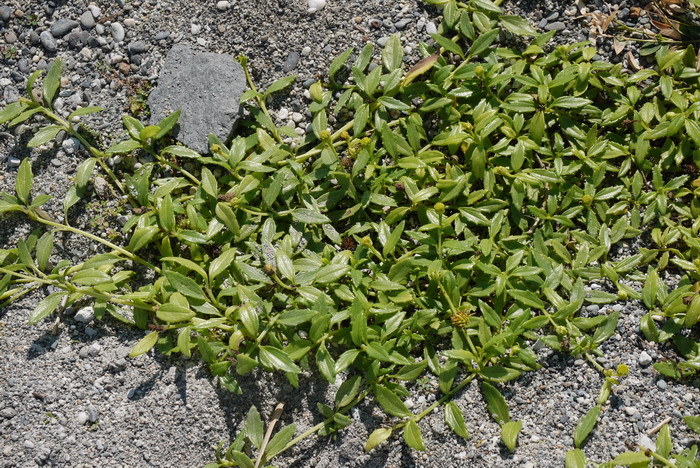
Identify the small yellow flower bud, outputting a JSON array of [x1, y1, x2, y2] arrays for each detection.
[[474, 65, 484, 76], [360, 236, 373, 247], [434, 202, 445, 214], [340, 130, 350, 140], [451, 310, 470, 330], [616, 363, 629, 376], [319, 130, 331, 141], [581, 194, 593, 205]]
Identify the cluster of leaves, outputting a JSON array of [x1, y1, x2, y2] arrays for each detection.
[[0, 0, 699, 465]]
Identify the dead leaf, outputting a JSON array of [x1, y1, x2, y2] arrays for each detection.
[[630, 6, 642, 18], [659, 27, 682, 40], [626, 51, 642, 71], [613, 38, 626, 55]]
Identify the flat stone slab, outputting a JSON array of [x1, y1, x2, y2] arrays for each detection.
[[148, 44, 246, 153]]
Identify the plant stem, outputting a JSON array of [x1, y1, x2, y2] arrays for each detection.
[[28, 212, 160, 274]]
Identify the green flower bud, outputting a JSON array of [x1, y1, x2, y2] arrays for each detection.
[[434, 202, 445, 214], [319, 129, 331, 141], [581, 194, 593, 205], [474, 65, 484, 76]]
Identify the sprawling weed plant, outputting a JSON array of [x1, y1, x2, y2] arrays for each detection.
[[0, 0, 699, 466]]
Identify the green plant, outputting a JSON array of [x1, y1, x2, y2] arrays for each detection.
[[0, 0, 699, 466], [1, 45, 18, 61]]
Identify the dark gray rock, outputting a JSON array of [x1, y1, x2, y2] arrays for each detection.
[[50, 18, 78, 37], [39, 31, 57, 52], [148, 44, 246, 153], [283, 51, 300, 72], [0, 6, 11, 22]]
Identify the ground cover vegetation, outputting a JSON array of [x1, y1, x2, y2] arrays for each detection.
[[0, 0, 699, 466]]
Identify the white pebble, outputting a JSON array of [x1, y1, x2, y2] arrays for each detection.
[[426, 21, 437, 35], [638, 351, 652, 366], [301, 46, 311, 56], [191, 24, 201, 35], [216, 1, 230, 10], [291, 112, 304, 122], [88, 4, 101, 18], [277, 108, 289, 121], [308, 0, 326, 13], [123, 18, 136, 27]]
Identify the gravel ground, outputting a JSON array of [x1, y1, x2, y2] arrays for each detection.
[[1, 0, 699, 467]]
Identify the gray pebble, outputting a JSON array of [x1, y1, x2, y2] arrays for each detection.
[[425, 21, 437, 35], [395, 18, 411, 30], [5, 31, 16, 43], [586, 304, 599, 313], [126, 388, 136, 399], [0, 408, 17, 419], [88, 5, 101, 19], [301, 46, 311, 56], [638, 351, 652, 366], [216, 0, 230, 10], [0, 6, 12, 22], [111, 22, 125, 42], [88, 344, 102, 356], [87, 406, 99, 422], [377, 36, 389, 47], [538, 19, 548, 29], [656, 379, 667, 390], [155, 31, 170, 41], [624, 406, 638, 417], [76, 411, 89, 424], [611, 304, 624, 312], [50, 18, 79, 37], [128, 40, 147, 54], [23, 440, 35, 449], [74, 305, 94, 323], [84, 326, 97, 337], [283, 51, 300, 72], [546, 12, 559, 21], [40, 31, 58, 52], [80, 11, 95, 29], [545, 21, 566, 31], [95, 23, 105, 35]]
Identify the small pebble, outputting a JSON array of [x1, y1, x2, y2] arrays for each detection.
[[80, 10, 95, 29], [76, 412, 89, 424], [50, 18, 79, 37], [425, 21, 437, 35], [39, 31, 58, 52], [191, 24, 201, 35], [88, 5, 101, 18], [656, 379, 667, 390], [111, 22, 125, 41], [124, 18, 136, 27], [23, 440, 35, 449], [624, 406, 638, 417], [638, 351, 652, 366], [87, 406, 99, 422], [216, 0, 230, 10], [308, 0, 326, 13], [545, 21, 566, 31], [0, 6, 12, 22], [301, 46, 311, 56]]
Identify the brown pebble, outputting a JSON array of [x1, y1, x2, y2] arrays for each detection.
[[14, 9, 23, 18], [117, 62, 130, 75], [217, 24, 226, 33]]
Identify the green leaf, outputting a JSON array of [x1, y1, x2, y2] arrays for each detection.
[[157, 303, 195, 323], [208, 248, 237, 283], [364, 428, 393, 452], [609, 452, 651, 465], [382, 34, 404, 71], [480, 366, 521, 382], [162, 145, 201, 159], [565, 449, 587, 468], [501, 420, 522, 451], [656, 423, 671, 458], [316, 343, 336, 383], [329, 47, 354, 83], [43, 58, 62, 106], [574, 405, 601, 448], [444, 401, 469, 440], [266, 75, 296, 97], [403, 420, 426, 451], [374, 384, 411, 417], [431, 33, 464, 58], [15, 157, 32, 205], [158, 194, 175, 232], [68, 106, 104, 121], [683, 415, 700, 434], [393, 360, 428, 380], [154, 110, 181, 140], [71, 269, 112, 285], [127, 226, 159, 252], [28, 291, 66, 325], [467, 28, 500, 60], [259, 346, 301, 373], [245, 406, 264, 450], [265, 423, 296, 459], [291, 208, 330, 224], [0, 102, 28, 125], [129, 331, 159, 357], [177, 327, 191, 358], [106, 139, 142, 154], [35, 231, 53, 272], [481, 381, 509, 425], [551, 97, 592, 109], [76, 158, 96, 191], [499, 15, 536, 35], [335, 375, 362, 408], [28, 126, 62, 148], [164, 270, 206, 300]]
